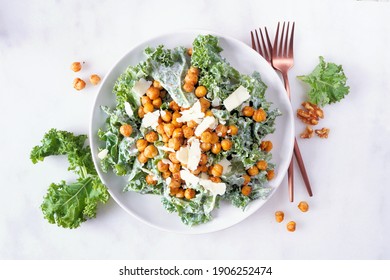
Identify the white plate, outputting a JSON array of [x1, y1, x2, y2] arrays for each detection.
[[90, 30, 294, 234]]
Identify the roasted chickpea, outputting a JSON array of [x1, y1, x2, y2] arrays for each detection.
[[146, 86, 160, 100], [143, 102, 154, 114], [187, 120, 198, 128], [187, 48, 193, 56], [199, 97, 211, 112], [215, 124, 227, 137], [199, 165, 208, 172], [195, 86, 207, 98], [144, 145, 158, 158], [266, 170, 275, 180], [73, 78, 86, 90], [170, 179, 181, 188], [243, 174, 251, 185], [145, 131, 158, 143], [171, 111, 183, 128], [188, 66, 199, 76], [182, 126, 194, 139], [153, 80, 163, 90], [253, 108, 267, 122], [210, 133, 219, 145], [168, 138, 181, 151], [211, 143, 222, 154], [228, 125, 238, 135], [169, 101, 180, 111], [172, 172, 181, 181], [172, 128, 184, 138], [141, 95, 152, 106], [183, 82, 194, 92], [157, 160, 169, 172], [152, 97, 162, 108], [242, 106, 255, 117], [201, 131, 212, 143], [168, 152, 180, 164], [146, 174, 157, 185], [175, 188, 185, 198], [247, 166, 259, 176], [137, 152, 148, 164], [184, 188, 196, 200], [210, 164, 223, 177], [164, 123, 175, 138], [256, 160, 268, 170], [241, 186, 252, 196], [89, 74, 101, 85], [161, 133, 169, 143], [275, 211, 284, 223], [170, 186, 180, 196], [161, 170, 171, 179], [191, 166, 202, 175], [287, 221, 296, 232], [199, 154, 208, 165], [71, 62, 82, 72], [185, 73, 198, 85], [221, 139, 232, 151], [156, 123, 165, 135], [260, 140, 273, 152], [138, 106, 145, 118], [298, 201, 309, 212], [169, 163, 181, 173], [120, 124, 133, 137], [200, 142, 212, 152], [136, 139, 148, 152], [209, 176, 222, 183], [161, 111, 172, 123], [205, 110, 213, 117]]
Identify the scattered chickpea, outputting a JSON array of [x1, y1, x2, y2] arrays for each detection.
[[201, 131, 212, 143], [256, 160, 268, 170], [161, 111, 172, 123], [146, 86, 160, 100], [247, 166, 259, 176], [184, 188, 196, 200], [168, 152, 180, 164], [169, 101, 180, 111], [119, 124, 133, 137], [143, 102, 154, 114], [266, 170, 275, 180], [144, 145, 158, 159], [195, 86, 207, 98], [157, 160, 169, 172], [210, 133, 219, 145], [211, 143, 222, 154], [228, 125, 238, 136], [137, 152, 148, 164], [161, 134, 169, 143], [138, 106, 145, 118], [183, 82, 195, 92], [187, 120, 198, 128], [199, 98, 211, 112], [275, 211, 284, 223], [199, 154, 208, 165], [145, 174, 157, 185], [210, 164, 224, 177], [242, 106, 255, 117], [169, 163, 181, 173], [175, 188, 185, 198], [221, 139, 232, 151], [161, 171, 171, 179], [141, 96, 152, 106], [215, 124, 227, 137], [168, 138, 181, 151], [170, 179, 181, 189], [199, 165, 208, 172], [152, 97, 162, 108], [187, 48, 193, 56], [240, 175, 249, 186], [182, 126, 194, 139], [164, 123, 175, 138], [185, 73, 198, 85], [191, 166, 202, 175], [156, 124, 165, 135], [286, 221, 296, 232], [200, 142, 212, 152], [253, 108, 267, 122], [260, 141, 273, 152], [89, 74, 101, 85], [71, 62, 82, 72], [136, 139, 148, 152], [209, 176, 222, 183], [172, 172, 181, 181], [144, 131, 158, 143], [171, 111, 183, 128], [188, 66, 199, 76], [169, 185, 180, 196], [298, 201, 309, 212], [241, 185, 252, 196], [73, 78, 86, 90], [153, 80, 163, 90], [172, 128, 184, 138]]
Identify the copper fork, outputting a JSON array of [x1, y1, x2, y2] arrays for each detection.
[[272, 22, 313, 201]]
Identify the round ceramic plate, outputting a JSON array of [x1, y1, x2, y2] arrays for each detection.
[[90, 30, 294, 234]]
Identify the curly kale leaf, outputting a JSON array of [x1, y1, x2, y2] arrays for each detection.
[[31, 129, 109, 229], [297, 56, 350, 106]]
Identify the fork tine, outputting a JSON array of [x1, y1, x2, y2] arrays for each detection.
[[283, 22, 290, 58], [264, 27, 272, 60], [279, 22, 286, 57], [288, 22, 295, 58], [254, 30, 264, 58], [250, 31, 256, 50], [273, 22, 280, 58], [259, 28, 269, 62]]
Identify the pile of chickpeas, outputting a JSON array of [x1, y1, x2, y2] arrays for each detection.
[[118, 60, 275, 200]]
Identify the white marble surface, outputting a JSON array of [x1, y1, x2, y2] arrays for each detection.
[[1, 0, 389, 260]]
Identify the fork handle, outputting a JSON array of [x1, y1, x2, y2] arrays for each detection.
[[294, 138, 313, 197]]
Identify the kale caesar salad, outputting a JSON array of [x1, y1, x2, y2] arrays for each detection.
[[97, 34, 280, 226]]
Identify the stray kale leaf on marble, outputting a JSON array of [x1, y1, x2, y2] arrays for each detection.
[[297, 56, 350, 106], [31, 129, 109, 229]]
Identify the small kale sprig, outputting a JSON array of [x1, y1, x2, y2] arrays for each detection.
[[31, 129, 109, 229], [297, 56, 350, 106]]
